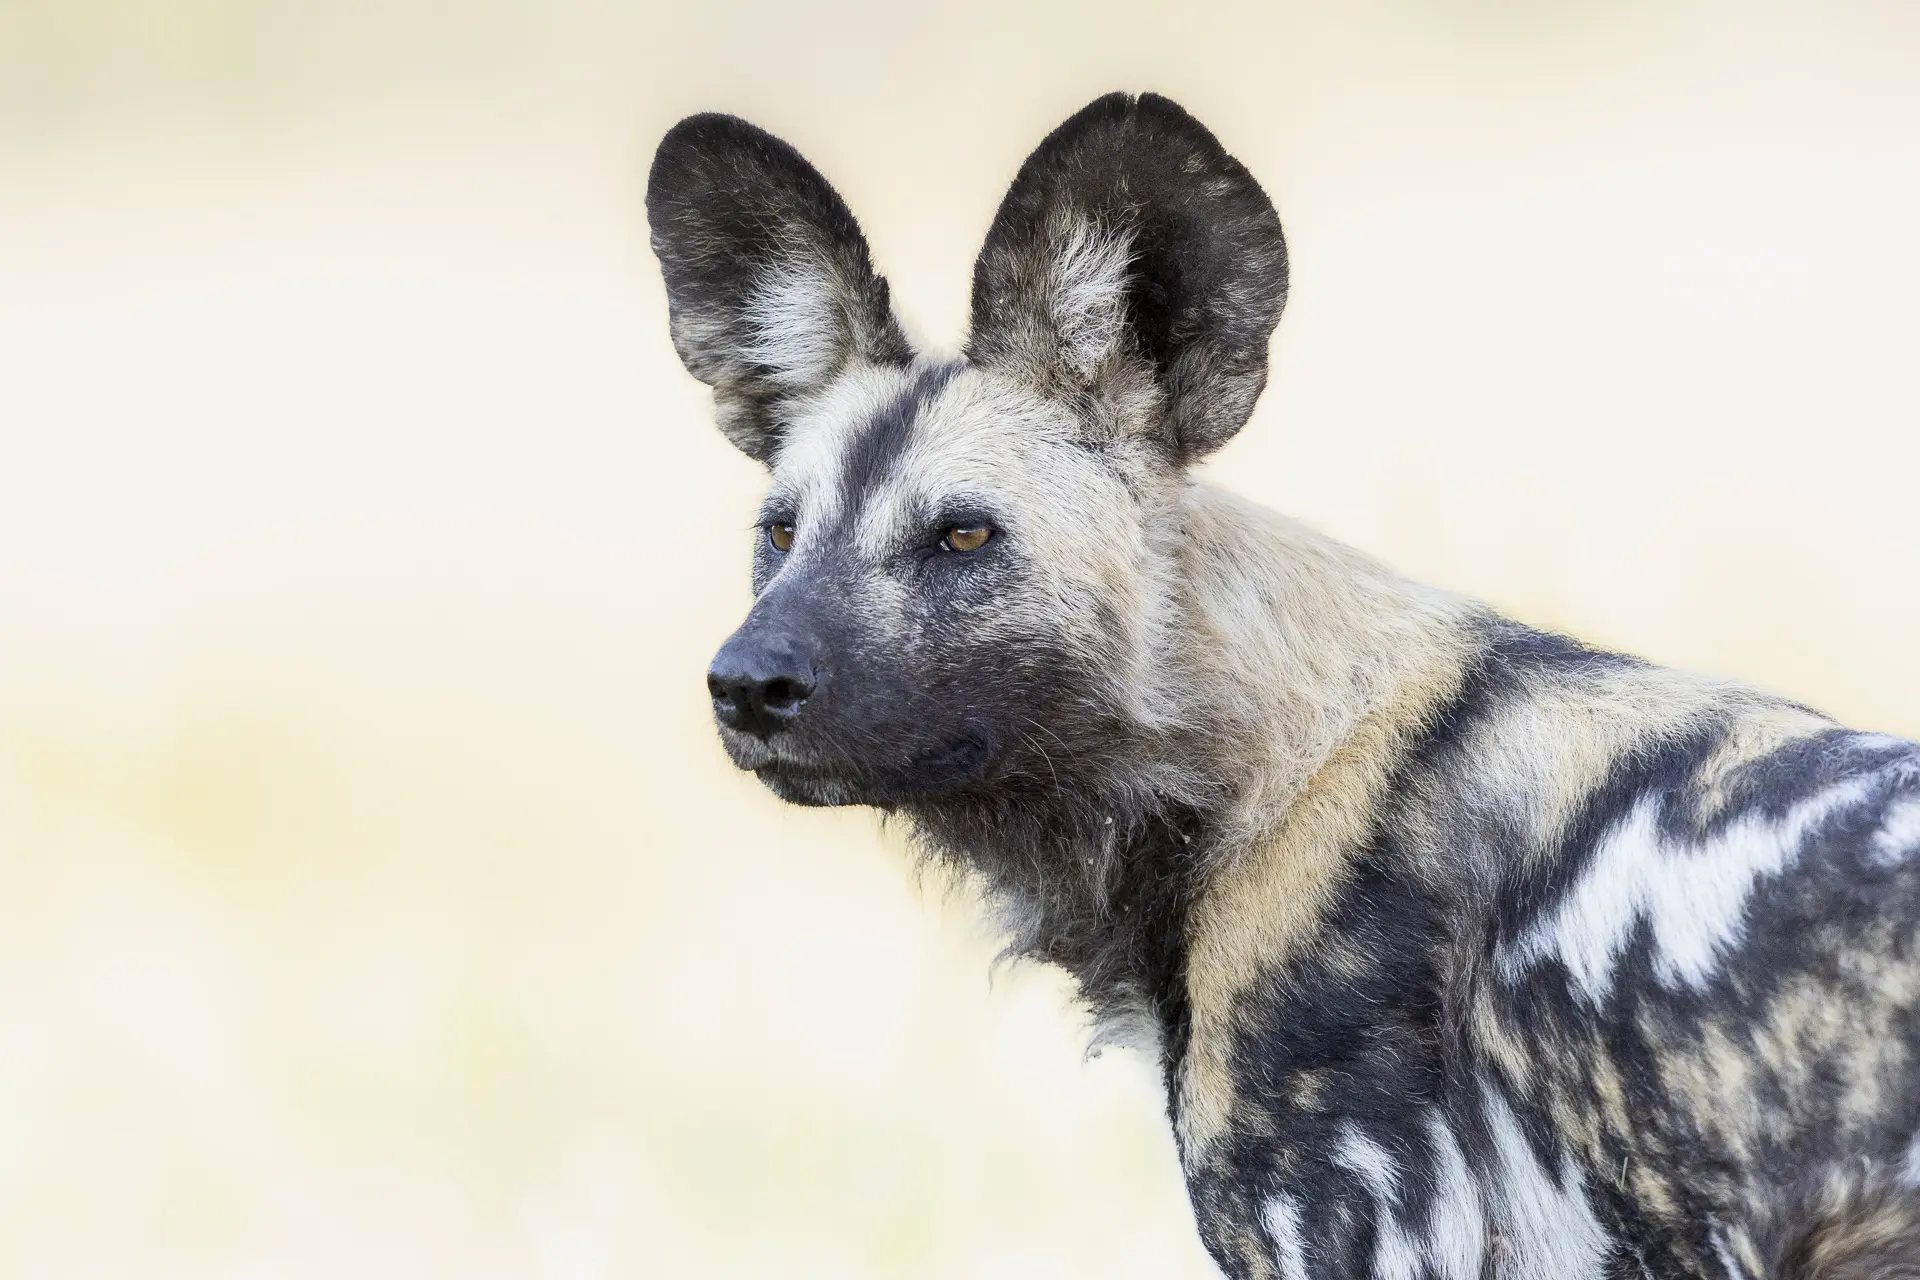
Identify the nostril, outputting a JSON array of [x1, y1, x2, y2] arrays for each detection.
[[707, 634, 819, 736], [761, 677, 812, 712]]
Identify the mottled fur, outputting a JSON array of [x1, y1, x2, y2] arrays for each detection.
[[648, 93, 1920, 1278]]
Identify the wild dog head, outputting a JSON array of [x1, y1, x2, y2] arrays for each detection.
[[647, 93, 1287, 814]]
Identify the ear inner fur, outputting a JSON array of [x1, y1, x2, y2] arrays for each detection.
[[646, 112, 913, 462], [966, 92, 1288, 462]]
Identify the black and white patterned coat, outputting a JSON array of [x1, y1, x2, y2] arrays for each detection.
[[646, 92, 1920, 1278]]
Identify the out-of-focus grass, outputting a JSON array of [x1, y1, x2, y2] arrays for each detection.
[[1, 1, 1917, 1275]]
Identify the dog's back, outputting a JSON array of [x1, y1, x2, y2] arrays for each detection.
[[1476, 630, 1920, 1280], [1139, 506, 1920, 1278]]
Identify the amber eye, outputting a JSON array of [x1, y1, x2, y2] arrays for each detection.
[[767, 522, 795, 553], [940, 524, 992, 553]]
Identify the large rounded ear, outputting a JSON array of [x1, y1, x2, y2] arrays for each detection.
[[966, 93, 1288, 462], [647, 114, 914, 462]]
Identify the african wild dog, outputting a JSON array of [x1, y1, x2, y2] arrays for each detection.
[[645, 92, 1920, 1278]]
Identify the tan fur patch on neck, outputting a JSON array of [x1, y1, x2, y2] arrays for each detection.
[[1170, 488, 1481, 1160]]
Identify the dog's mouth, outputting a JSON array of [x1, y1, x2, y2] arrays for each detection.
[[725, 730, 997, 807]]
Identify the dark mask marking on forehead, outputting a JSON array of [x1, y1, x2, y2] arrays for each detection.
[[833, 360, 964, 507]]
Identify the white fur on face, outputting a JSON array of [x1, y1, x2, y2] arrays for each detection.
[[863, 370, 1139, 532], [1496, 772, 1879, 1004], [848, 366, 1179, 688], [766, 361, 925, 534], [759, 360, 1184, 757]]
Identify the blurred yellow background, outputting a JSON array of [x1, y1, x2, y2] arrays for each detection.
[[2, 1, 1917, 1275]]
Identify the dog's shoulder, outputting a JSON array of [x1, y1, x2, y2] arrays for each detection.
[[1178, 616, 1920, 1277]]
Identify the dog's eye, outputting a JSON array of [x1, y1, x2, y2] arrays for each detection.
[[940, 524, 992, 553], [767, 522, 795, 553]]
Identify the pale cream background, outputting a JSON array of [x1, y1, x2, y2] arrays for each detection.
[[2, 1, 1917, 1276]]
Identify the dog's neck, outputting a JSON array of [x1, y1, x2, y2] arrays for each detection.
[[900, 482, 1483, 1070], [1167, 483, 1481, 843]]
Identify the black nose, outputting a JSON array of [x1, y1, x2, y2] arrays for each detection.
[[707, 632, 818, 738]]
